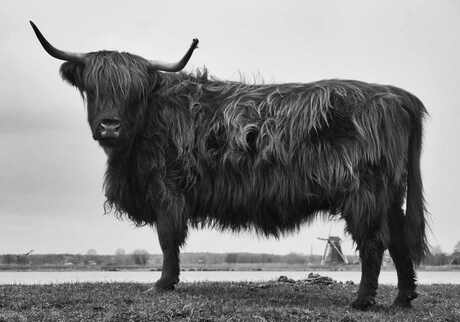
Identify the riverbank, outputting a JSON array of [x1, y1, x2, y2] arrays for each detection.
[[1, 263, 459, 272], [0, 278, 459, 321]]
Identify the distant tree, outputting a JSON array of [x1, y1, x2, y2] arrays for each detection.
[[132, 249, 150, 265], [225, 253, 238, 263], [423, 252, 449, 266], [261, 254, 273, 263], [86, 249, 98, 256], [114, 248, 127, 265], [115, 248, 126, 256], [3, 254, 17, 264], [454, 241, 460, 254], [430, 245, 443, 255], [422, 245, 450, 266], [285, 253, 306, 264], [16, 255, 29, 265]]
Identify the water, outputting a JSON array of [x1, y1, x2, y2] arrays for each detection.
[[0, 270, 459, 285]]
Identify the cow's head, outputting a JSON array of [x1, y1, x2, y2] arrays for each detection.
[[30, 21, 198, 149]]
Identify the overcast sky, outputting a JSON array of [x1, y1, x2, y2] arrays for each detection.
[[1, 0, 459, 255]]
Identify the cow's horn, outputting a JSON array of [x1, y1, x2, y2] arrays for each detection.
[[149, 38, 199, 72], [30, 21, 85, 63]]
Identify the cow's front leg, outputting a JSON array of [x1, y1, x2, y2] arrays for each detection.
[[155, 209, 187, 291]]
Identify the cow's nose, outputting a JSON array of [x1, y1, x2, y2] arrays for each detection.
[[97, 119, 121, 139]]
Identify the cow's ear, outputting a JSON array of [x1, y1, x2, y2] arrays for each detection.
[[60, 61, 84, 88]]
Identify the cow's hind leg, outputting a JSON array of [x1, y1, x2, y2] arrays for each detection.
[[388, 205, 418, 307]]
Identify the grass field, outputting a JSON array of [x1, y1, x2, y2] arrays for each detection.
[[1, 279, 459, 321]]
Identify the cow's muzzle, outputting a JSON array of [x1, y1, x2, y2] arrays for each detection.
[[94, 119, 121, 144]]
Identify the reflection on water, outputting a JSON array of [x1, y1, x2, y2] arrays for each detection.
[[1, 270, 460, 285]]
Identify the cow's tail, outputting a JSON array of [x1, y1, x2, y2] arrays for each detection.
[[404, 95, 429, 265]]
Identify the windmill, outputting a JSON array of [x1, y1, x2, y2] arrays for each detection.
[[16, 250, 34, 265], [317, 236, 348, 265]]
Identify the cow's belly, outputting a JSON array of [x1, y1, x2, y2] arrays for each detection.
[[187, 169, 334, 235]]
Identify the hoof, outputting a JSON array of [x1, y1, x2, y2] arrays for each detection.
[[143, 278, 178, 294], [155, 277, 178, 291], [351, 297, 376, 310], [392, 291, 418, 308]]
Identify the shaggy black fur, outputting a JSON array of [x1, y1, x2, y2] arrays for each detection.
[[55, 50, 428, 309]]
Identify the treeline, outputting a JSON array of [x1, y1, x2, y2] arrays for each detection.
[[0, 252, 155, 267], [0, 252, 325, 267], [224, 253, 323, 264], [422, 253, 459, 266], [0, 252, 457, 267]]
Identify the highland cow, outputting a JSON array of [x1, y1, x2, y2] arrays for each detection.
[[30, 21, 428, 310]]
